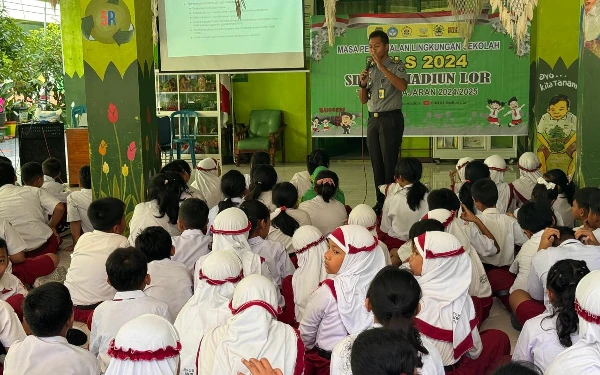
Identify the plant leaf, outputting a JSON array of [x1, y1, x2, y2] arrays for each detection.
[[112, 175, 120, 199]]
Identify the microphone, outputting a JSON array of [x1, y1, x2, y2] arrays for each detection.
[[365, 56, 373, 70]]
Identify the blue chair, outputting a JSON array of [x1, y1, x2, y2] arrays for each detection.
[[170, 110, 200, 167], [71, 105, 86, 127], [157, 116, 172, 161]]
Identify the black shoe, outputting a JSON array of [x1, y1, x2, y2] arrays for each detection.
[[510, 313, 523, 332], [66, 328, 88, 346]]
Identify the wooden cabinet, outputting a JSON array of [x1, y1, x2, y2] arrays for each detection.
[[66, 128, 90, 186]]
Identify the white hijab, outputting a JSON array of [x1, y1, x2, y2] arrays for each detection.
[[576, 270, 600, 347], [456, 157, 474, 182], [291, 226, 328, 321], [414, 231, 477, 362], [511, 152, 543, 202], [175, 250, 243, 375], [192, 158, 222, 209], [328, 225, 386, 334], [484, 154, 511, 213], [348, 204, 392, 265], [199, 274, 302, 375], [105, 314, 181, 375]]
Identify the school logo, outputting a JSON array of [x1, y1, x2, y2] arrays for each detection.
[[434, 24, 445, 37], [401, 26, 412, 37], [419, 27, 429, 36], [387, 27, 399, 38]]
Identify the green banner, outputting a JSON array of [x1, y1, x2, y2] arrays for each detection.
[[310, 12, 530, 137]]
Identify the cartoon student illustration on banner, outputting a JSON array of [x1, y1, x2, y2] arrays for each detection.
[[322, 118, 330, 131], [340, 112, 356, 134], [536, 94, 577, 177], [486, 99, 505, 127], [504, 97, 525, 127], [311, 117, 320, 133]]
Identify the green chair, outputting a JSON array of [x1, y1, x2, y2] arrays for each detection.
[[234, 110, 285, 166], [170, 110, 200, 167]]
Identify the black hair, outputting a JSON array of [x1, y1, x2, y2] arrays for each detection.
[[171, 159, 192, 175], [368, 29, 390, 44], [307, 148, 330, 175], [427, 188, 461, 211], [552, 226, 576, 246], [21, 162, 43, 186], [240, 200, 270, 236], [0, 237, 8, 257], [42, 157, 62, 178], [517, 201, 554, 233], [492, 361, 542, 375], [545, 259, 590, 347], [23, 282, 73, 337], [135, 226, 173, 262], [87, 197, 125, 231], [147, 172, 186, 225], [574, 187, 598, 212], [395, 158, 428, 211], [0, 162, 15, 187], [249, 152, 271, 186], [408, 219, 445, 240], [341, 111, 352, 118], [271, 182, 300, 237], [367, 266, 428, 357], [487, 99, 505, 107], [79, 165, 92, 189], [106, 247, 148, 291], [246, 164, 278, 202], [508, 96, 519, 105], [178, 198, 209, 230], [589, 189, 600, 216], [351, 328, 420, 375], [160, 162, 185, 175], [531, 181, 559, 206], [548, 94, 570, 108], [458, 161, 491, 212], [218, 170, 246, 212], [314, 169, 339, 203], [544, 169, 575, 205], [470, 178, 498, 209], [0, 156, 11, 165]]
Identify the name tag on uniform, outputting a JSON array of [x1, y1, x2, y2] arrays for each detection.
[[378, 88, 385, 99]]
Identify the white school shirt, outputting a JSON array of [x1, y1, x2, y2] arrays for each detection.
[[128, 200, 180, 244], [299, 284, 349, 351], [380, 185, 429, 241], [545, 340, 600, 374], [5, 335, 100, 375], [513, 312, 578, 372], [290, 171, 311, 198], [0, 185, 60, 250], [299, 196, 348, 236], [0, 217, 28, 274], [496, 181, 512, 214], [66, 188, 93, 233], [172, 229, 212, 274], [509, 231, 543, 293], [553, 194, 574, 228], [0, 272, 27, 301], [462, 221, 497, 258], [0, 300, 25, 347], [478, 208, 528, 267], [42, 175, 70, 203], [144, 258, 193, 318], [248, 236, 295, 288], [528, 240, 600, 308], [90, 290, 172, 371], [331, 323, 445, 375], [258, 191, 277, 212], [207, 197, 244, 235], [268, 208, 313, 254], [64, 231, 129, 306]]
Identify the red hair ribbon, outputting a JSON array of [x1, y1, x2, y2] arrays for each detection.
[[457, 161, 471, 170], [199, 269, 244, 286], [421, 212, 455, 228], [228, 299, 282, 318], [575, 300, 600, 324], [210, 221, 252, 235], [107, 339, 181, 361], [329, 227, 378, 254], [488, 166, 507, 172], [464, 180, 471, 183], [295, 236, 325, 254], [366, 224, 377, 231], [518, 163, 541, 173], [316, 178, 335, 186], [280, 206, 287, 212]]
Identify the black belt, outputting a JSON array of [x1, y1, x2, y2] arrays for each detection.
[[444, 358, 461, 373], [74, 302, 101, 310], [315, 346, 332, 360], [368, 109, 402, 118]]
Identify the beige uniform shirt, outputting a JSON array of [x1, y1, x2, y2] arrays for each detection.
[[366, 56, 409, 112]]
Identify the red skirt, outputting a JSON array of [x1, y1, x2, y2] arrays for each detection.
[[278, 275, 297, 327], [304, 349, 331, 375], [445, 329, 511, 375], [515, 300, 545, 326], [471, 296, 493, 327]]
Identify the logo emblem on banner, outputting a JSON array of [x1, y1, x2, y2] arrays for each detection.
[[402, 26, 412, 37], [387, 27, 399, 37]]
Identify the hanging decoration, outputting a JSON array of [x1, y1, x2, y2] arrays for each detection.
[[324, 0, 337, 46], [446, 0, 487, 47], [489, 0, 537, 53], [235, 0, 246, 19]]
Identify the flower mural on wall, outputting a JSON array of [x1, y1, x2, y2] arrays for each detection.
[[102, 162, 109, 174], [122, 164, 129, 177]]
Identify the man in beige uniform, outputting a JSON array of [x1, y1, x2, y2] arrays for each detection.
[[358, 30, 409, 213]]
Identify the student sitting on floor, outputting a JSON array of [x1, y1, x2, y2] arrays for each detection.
[[207, 169, 246, 234], [241, 200, 295, 288], [544, 169, 575, 228], [509, 152, 543, 207], [4, 283, 99, 375], [300, 225, 386, 375], [450, 156, 474, 194], [191, 158, 222, 209], [246, 164, 279, 212], [348, 204, 392, 265], [128, 172, 185, 244], [66, 166, 93, 249], [291, 148, 330, 198], [245, 151, 271, 189], [0, 239, 28, 321], [171, 198, 211, 275], [546, 270, 600, 374], [268, 182, 312, 254], [519, 178, 564, 225], [0, 162, 64, 257], [298, 170, 348, 236], [484, 154, 513, 213], [41, 157, 70, 203], [331, 266, 444, 375], [175, 250, 243, 375], [457, 160, 491, 215], [0, 299, 25, 359], [301, 166, 346, 205], [64, 197, 129, 327], [379, 157, 429, 250], [136, 226, 193, 318], [105, 314, 181, 375], [409, 231, 511, 374], [513, 259, 588, 372], [160, 160, 203, 201], [572, 187, 600, 232], [90, 247, 172, 372]]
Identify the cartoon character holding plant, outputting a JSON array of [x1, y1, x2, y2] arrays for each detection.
[[486, 99, 505, 126], [340, 112, 356, 134], [504, 97, 525, 127]]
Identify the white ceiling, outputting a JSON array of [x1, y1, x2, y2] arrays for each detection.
[[1, 0, 60, 24]]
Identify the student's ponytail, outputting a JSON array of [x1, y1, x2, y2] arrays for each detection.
[[246, 164, 278, 202], [545, 259, 590, 347], [271, 182, 300, 237], [147, 172, 186, 224], [367, 266, 428, 360], [218, 170, 246, 213], [458, 160, 490, 213], [531, 180, 559, 206], [544, 169, 575, 205], [314, 170, 339, 203], [240, 200, 270, 236], [395, 158, 428, 211]]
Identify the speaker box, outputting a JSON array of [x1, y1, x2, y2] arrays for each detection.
[[18, 123, 67, 182]]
